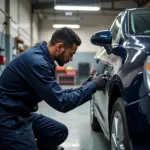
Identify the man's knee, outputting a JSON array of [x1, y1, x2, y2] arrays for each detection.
[[32, 114, 69, 148], [59, 123, 68, 142], [41, 123, 68, 148]]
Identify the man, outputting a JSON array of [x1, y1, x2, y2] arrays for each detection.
[[0, 27, 107, 150]]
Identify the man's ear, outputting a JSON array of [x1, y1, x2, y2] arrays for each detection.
[[56, 43, 64, 55]]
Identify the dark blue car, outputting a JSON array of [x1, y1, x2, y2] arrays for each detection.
[[90, 8, 150, 150]]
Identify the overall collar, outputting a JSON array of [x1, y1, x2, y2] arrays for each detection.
[[40, 41, 56, 69]]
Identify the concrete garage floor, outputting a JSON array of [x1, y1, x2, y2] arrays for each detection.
[[37, 85, 109, 150]]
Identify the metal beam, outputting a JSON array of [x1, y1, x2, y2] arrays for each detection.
[[33, 5, 124, 12], [32, 2, 54, 10], [32, 0, 123, 10], [32, 1, 100, 10]]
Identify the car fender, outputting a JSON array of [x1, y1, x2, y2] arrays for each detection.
[[108, 74, 125, 101]]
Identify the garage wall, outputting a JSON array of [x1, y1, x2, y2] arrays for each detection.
[[0, 0, 5, 25], [10, 0, 18, 38], [32, 13, 39, 46], [0, 0, 5, 48], [10, 0, 39, 47], [10, 0, 31, 46], [0, 0, 6, 73], [18, 0, 31, 46], [0, 0, 39, 73]]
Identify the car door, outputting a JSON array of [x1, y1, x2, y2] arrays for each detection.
[[94, 14, 123, 132]]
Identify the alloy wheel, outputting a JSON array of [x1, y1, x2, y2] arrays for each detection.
[[111, 111, 125, 150]]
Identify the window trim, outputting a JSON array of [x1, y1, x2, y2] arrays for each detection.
[[110, 14, 123, 45]]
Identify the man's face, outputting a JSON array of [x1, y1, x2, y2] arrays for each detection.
[[55, 43, 78, 66]]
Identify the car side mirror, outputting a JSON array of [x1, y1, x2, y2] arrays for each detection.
[[90, 30, 113, 54]]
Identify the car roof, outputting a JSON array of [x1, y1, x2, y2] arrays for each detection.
[[125, 7, 150, 11]]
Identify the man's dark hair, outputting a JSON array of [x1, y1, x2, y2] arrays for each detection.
[[50, 27, 81, 48]]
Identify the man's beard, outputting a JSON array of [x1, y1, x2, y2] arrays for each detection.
[[55, 56, 64, 66]]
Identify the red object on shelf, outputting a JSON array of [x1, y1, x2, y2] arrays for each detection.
[[57, 74, 75, 77], [56, 69, 77, 85], [66, 70, 77, 76], [59, 81, 74, 85], [0, 56, 6, 64], [56, 70, 77, 77]]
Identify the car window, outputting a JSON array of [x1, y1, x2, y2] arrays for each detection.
[[129, 9, 150, 35], [110, 16, 122, 44]]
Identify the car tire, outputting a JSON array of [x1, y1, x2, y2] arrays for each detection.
[[110, 97, 130, 150], [90, 98, 101, 131]]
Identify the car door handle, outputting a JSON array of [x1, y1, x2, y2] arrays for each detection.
[[104, 71, 109, 75]]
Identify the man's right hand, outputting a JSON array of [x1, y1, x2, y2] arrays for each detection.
[[92, 74, 108, 90]]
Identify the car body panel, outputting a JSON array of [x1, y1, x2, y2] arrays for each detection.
[[92, 8, 150, 146]]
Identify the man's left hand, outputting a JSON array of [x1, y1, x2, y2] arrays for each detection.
[[82, 76, 93, 86]]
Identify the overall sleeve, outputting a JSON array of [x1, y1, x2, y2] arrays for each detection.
[[25, 63, 97, 113]]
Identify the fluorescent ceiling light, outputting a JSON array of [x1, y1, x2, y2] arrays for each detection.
[[53, 24, 80, 29], [54, 5, 100, 11]]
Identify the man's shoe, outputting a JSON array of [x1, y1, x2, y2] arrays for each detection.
[[54, 146, 64, 150]]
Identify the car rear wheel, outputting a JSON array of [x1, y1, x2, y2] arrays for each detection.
[[110, 98, 130, 150], [90, 98, 101, 131]]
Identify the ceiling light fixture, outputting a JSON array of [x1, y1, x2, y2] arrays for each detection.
[[53, 24, 80, 29], [54, 5, 100, 11]]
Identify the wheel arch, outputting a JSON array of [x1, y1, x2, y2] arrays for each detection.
[[108, 84, 126, 127]]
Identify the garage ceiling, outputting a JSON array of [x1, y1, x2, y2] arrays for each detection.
[[30, 0, 149, 27], [31, 0, 127, 11], [31, 0, 129, 20]]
